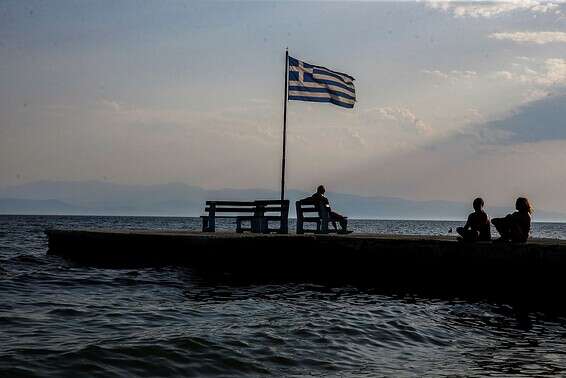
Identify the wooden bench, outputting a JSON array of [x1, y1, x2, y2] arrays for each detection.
[[201, 200, 289, 234], [295, 199, 348, 234]]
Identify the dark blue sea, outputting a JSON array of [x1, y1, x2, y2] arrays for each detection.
[[2, 215, 566, 377]]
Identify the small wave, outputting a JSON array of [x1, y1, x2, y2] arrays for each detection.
[[47, 308, 88, 317], [3, 215, 566, 377], [8, 254, 43, 265], [112, 277, 139, 285]]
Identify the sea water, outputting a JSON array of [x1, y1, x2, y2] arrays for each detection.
[[1, 215, 566, 377]]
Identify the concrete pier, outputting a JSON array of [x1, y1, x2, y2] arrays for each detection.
[[45, 229, 566, 304]]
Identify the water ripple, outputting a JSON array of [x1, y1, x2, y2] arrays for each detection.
[[2, 215, 566, 376]]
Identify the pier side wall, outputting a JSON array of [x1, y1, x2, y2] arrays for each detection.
[[45, 230, 566, 302]]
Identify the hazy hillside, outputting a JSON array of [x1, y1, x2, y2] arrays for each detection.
[[1, 181, 565, 221], [0, 198, 81, 215]]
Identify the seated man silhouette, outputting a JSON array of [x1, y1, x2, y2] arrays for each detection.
[[305, 185, 349, 233], [456, 197, 491, 242]]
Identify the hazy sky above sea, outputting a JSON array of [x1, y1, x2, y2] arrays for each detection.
[[1, 1, 566, 211]]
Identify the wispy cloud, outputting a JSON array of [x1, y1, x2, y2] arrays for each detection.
[[99, 98, 123, 112], [93, 99, 282, 143], [364, 107, 432, 134], [425, 0, 562, 18], [422, 69, 478, 81], [490, 31, 566, 44], [493, 58, 566, 86]]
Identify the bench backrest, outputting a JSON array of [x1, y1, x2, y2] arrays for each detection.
[[296, 200, 330, 219], [205, 200, 289, 215]]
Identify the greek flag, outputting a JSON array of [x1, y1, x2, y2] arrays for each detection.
[[288, 56, 356, 109]]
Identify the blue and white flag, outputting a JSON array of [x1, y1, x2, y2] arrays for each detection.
[[288, 56, 356, 109]]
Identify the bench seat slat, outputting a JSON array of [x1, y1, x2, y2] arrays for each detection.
[[205, 207, 256, 212], [302, 217, 322, 221], [206, 200, 289, 206], [201, 215, 285, 219], [222, 215, 285, 220], [201, 215, 244, 219], [205, 207, 287, 213], [301, 215, 347, 220], [254, 200, 289, 205], [205, 201, 257, 206]]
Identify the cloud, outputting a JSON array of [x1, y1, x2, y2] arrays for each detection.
[[490, 31, 566, 44], [493, 58, 566, 86], [421, 69, 450, 80], [422, 69, 478, 81], [493, 70, 514, 80], [365, 107, 432, 134], [344, 128, 367, 147], [93, 99, 284, 145], [480, 93, 566, 144], [522, 89, 552, 103], [539, 59, 566, 85], [99, 99, 123, 112], [425, 0, 562, 18]]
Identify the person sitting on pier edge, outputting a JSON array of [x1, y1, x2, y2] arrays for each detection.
[[492, 197, 532, 243], [304, 185, 348, 233], [456, 197, 491, 242]]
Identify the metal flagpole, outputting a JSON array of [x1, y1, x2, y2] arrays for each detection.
[[281, 48, 289, 202]]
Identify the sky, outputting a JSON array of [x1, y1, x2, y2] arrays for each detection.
[[1, 0, 566, 212]]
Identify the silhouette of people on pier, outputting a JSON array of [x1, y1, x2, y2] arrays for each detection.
[[457, 197, 491, 242], [305, 185, 348, 233], [492, 197, 532, 243]]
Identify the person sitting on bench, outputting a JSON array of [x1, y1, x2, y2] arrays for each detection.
[[456, 197, 491, 242], [304, 185, 348, 233], [492, 197, 532, 243]]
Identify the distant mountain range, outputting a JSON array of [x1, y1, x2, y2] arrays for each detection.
[[0, 180, 565, 221]]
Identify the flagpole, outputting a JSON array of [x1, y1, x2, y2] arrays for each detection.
[[281, 48, 289, 202]]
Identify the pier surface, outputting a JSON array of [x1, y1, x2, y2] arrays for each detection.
[[46, 229, 566, 304]]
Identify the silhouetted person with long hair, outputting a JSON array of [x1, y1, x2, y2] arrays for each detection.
[[457, 197, 491, 242], [306, 185, 348, 232], [492, 197, 532, 243]]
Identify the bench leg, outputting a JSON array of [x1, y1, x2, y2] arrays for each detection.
[[209, 215, 216, 232], [298, 215, 307, 234], [280, 219, 288, 234], [236, 218, 243, 233], [295, 203, 303, 234], [281, 206, 289, 234], [321, 220, 329, 234], [202, 217, 216, 232], [262, 217, 270, 234]]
